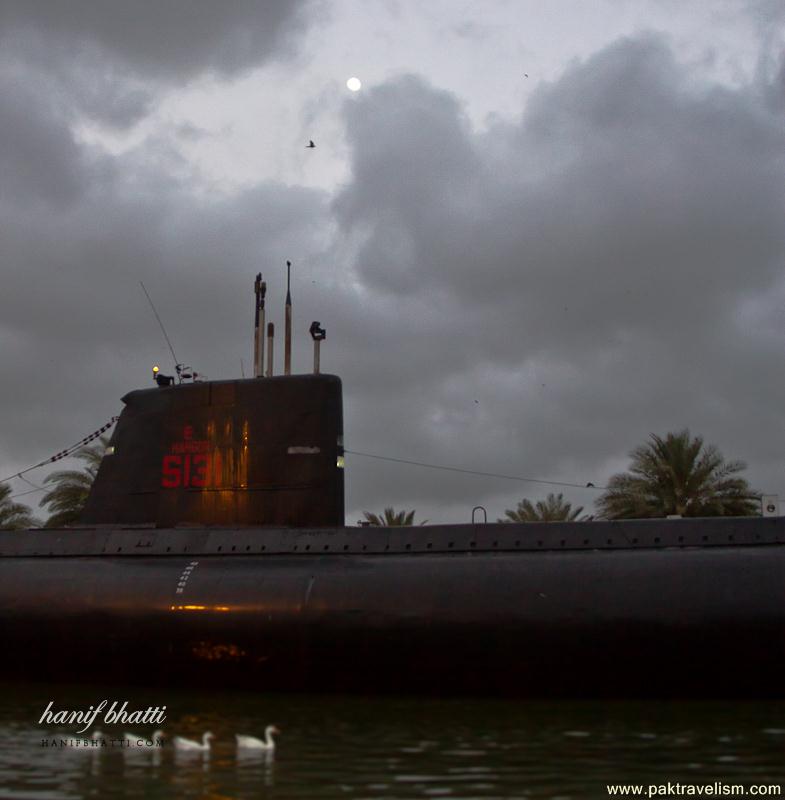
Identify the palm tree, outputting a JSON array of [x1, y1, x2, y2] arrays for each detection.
[[40, 437, 107, 527], [596, 430, 758, 519], [499, 492, 584, 522], [362, 507, 428, 526], [0, 483, 39, 529]]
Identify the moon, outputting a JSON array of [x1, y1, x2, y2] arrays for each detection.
[[346, 77, 362, 92]]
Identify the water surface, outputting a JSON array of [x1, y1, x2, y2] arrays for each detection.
[[1, 683, 783, 799]]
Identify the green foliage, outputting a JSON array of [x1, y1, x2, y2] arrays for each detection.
[[499, 492, 584, 522], [362, 507, 428, 526], [596, 429, 759, 519], [0, 483, 39, 529], [41, 437, 108, 527]]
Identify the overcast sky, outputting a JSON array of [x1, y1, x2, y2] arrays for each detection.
[[1, 0, 784, 524]]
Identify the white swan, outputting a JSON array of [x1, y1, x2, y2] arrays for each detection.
[[173, 731, 214, 752], [236, 725, 280, 751], [123, 730, 164, 749]]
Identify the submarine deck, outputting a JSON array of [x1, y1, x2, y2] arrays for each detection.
[[2, 515, 784, 558]]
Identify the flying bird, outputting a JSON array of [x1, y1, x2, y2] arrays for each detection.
[[306, 140, 315, 148], [586, 482, 595, 488], [524, 73, 529, 78]]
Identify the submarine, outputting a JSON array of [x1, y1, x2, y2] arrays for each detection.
[[1, 275, 783, 697]]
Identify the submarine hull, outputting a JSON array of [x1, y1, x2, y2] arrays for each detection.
[[2, 517, 783, 696]]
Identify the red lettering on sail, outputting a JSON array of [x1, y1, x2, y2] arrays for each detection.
[[162, 427, 212, 488]]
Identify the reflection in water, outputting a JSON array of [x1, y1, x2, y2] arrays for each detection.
[[0, 683, 783, 799]]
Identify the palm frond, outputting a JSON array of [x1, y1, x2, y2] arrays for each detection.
[[40, 436, 109, 527], [361, 507, 423, 526], [499, 493, 584, 522], [0, 483, 39, 529], [596, 430, 758, 519]]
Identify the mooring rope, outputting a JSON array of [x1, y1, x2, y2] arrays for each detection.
[[0, 416, 119, 487]]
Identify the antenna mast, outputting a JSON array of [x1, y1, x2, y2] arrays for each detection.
[[284, 260, 292, 375], [253, 273, 266, 378], [140, 281, 180, 378]]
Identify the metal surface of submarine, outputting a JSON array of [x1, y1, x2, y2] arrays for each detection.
[[1, 273, 784, 697]]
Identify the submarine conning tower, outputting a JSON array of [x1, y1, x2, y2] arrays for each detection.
[[80, 374, 345, 528]]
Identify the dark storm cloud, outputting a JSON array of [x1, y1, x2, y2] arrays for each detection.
[[338, 37, 784, 349], [0, 70, 87, 206], [0, 0, 315, 82], [0, 0, 317, 128], [329, 34, 785, 519]]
